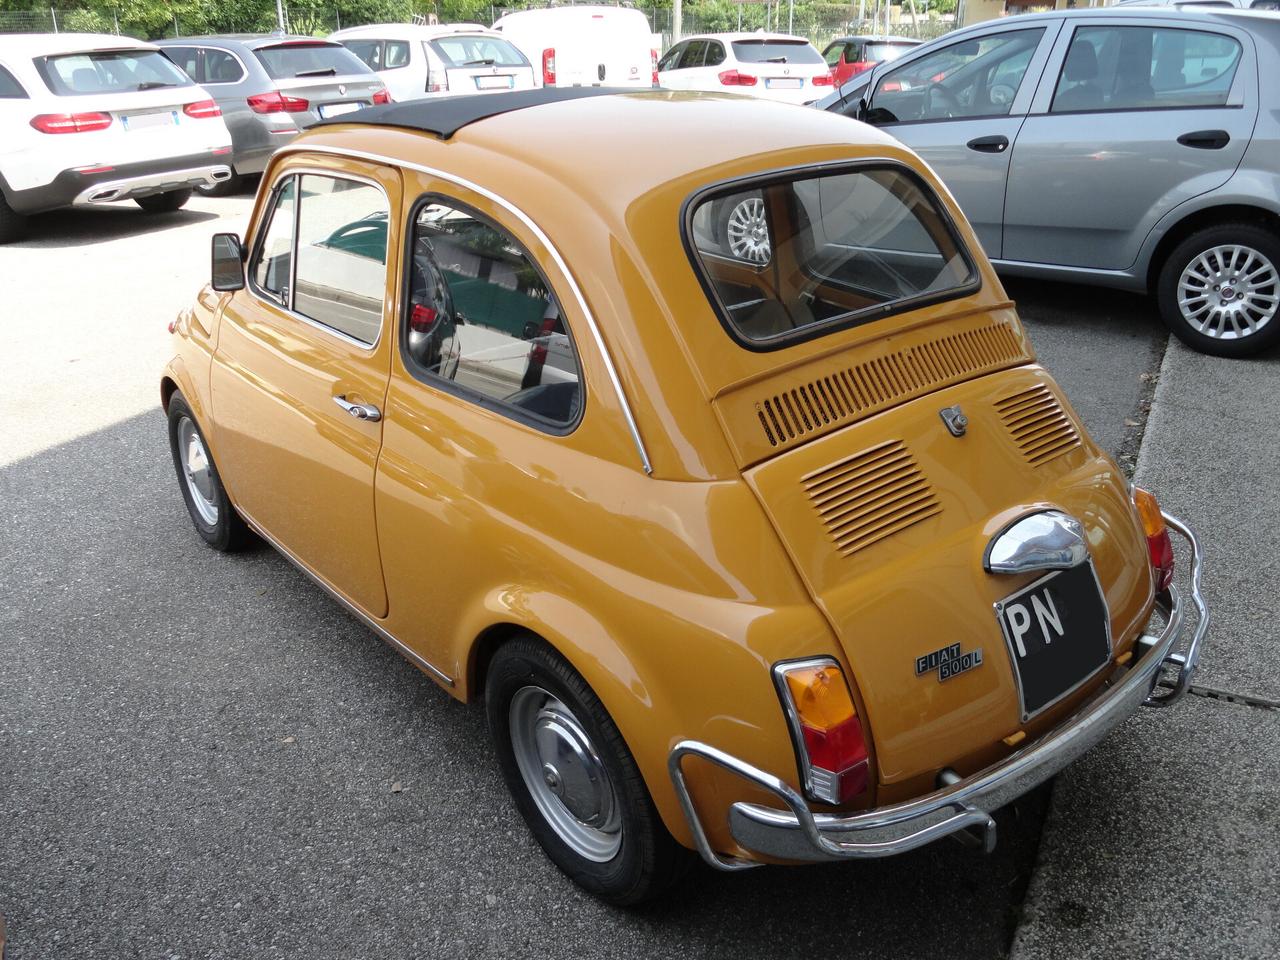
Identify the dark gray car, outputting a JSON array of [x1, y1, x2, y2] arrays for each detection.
[[818, 8, 1280, 356], [156, 35, 388, 195]]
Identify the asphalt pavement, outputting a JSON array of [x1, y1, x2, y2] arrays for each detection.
[[0, 195, 1182, 959]]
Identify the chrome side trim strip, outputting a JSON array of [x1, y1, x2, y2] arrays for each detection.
[[277, 142, 654, 476], [238, 509, 455, 688]]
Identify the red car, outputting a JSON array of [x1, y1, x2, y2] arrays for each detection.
[[822, 34, 921, 86]]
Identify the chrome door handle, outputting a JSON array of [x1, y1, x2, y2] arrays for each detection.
[[333, 395, 382, 422]]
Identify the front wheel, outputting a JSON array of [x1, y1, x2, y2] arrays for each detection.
[[136, 188, 192, 214], [167, 392, 253, 551], [485, 636, 690, 904], [1156, 223, 1280, 357]]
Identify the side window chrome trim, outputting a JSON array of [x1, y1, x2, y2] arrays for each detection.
[[246, 167, 392, 353], [275, 143, 655, 476]]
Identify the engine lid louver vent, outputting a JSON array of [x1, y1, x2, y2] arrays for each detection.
[[803, 440, 942, 557], [995, 383, 1081, 467], [754, 321, 1028, 452]]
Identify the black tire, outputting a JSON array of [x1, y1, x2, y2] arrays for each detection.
[[136, 188, 192, 214], [0, 190, 27, 244], [486, 636, 691, 905], [1156, 222, 1280, 358], [167, 392, 253, 552], [196, 174, 244, 198]]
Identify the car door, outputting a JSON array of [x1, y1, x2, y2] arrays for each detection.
[[210, 162, 402, 617], [656, 40, 687, 87], [668, 40, 709, 90], [1002, 16, 1259, 270], [860, 23, 1061, 258], [373, 184, 590, 676]]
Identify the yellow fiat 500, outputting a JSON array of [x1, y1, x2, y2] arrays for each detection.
[[163, 89, 1207, 904]]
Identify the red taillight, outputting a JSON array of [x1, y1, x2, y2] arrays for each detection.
[[1133, 487, 1175, 592], [812, 71, 835, 87], [409, 304, 438, 333], [542, 48, 556, 86], [529, 314, 556, 365], [776, 659, 870, 805], [651, 48, 659, 86], [183, 99, 221, 119], [30, 112, 112, 134], [246, 91, 310, 114], [372, 88, 392, 105], [718, 69, 757, 87]]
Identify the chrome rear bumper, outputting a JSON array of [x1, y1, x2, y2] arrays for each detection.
[[668, 511, 1207, 871], [74, 164, 232, 204]]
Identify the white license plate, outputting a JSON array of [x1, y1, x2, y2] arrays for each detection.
[[766, 78, 803, 89], [475, 75, 514, 90], [319, 102, 361, 118], [122, 111, 177, 131]]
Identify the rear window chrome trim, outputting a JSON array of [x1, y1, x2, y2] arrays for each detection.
[[276, 142, 654, 475], [679, 158, 983, 354]]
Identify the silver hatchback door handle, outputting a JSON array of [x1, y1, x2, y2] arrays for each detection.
[[333, 395, 382, 422]]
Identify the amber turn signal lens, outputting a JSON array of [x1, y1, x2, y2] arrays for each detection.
[[1133, 487, 1175, 592], [783, 663, 857, 730]]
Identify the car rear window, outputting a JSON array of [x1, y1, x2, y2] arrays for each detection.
[[687, 165, 978, 348], [35, 49, 193, 96], [865, 42, 918, 62], [429, 35, 528, 68], [253, 42, 369, 79], [731, 40, 824, 65]]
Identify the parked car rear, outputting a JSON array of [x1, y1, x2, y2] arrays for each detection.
[[331, 23, 535, 102], [821, 34, 921, 86], [156, 35, 389, 195], [492, 5, 657, 88], [658, 33, 833, 104], [0, 32, 232, 241]]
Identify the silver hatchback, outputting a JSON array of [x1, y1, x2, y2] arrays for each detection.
[[819, 7, 1280, 356]]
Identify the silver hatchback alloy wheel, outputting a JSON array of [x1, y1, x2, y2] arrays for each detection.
[[177, 415, 219, 526], [726, 196, 771, 264], [508, 684, 623, 862], [1176, 243, 1279, 340]]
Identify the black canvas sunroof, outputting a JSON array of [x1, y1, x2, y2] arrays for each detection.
[[310, 87, 632, 139]]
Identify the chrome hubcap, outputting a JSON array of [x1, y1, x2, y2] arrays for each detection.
[[1177, 243, 1278, 340], [177, 416, 219, 525], [509, 685, 621, 862], [726, 197, 771, 264]]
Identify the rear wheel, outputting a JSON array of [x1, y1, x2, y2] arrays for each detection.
[[1156, 222, 1280, 357], [136, 188, 192, 214], [485, 636, 690, 904], [0, 191, 27, 244]]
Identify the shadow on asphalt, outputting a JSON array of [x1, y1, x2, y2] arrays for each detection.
[[12, 205, 221, 249], [0, 410, 1052, 959]]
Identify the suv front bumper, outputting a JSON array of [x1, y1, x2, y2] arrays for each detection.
[[668, 511, 1207, 870]]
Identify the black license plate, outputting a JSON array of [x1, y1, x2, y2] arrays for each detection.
[[994, 564, 1111, 721]]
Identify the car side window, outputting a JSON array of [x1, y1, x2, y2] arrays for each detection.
[[678, 40, 709, 70], [202, 48, 245, 83], [163, 46, 201, 81], [871, 28, 1045, 123], [384, 40, 410, 68], [344, 39, 383, 69], [404, 200, 583, 428], [658, 42, 685, 71], [705, 42, 726, 68], [1050, 26, 1242, 114], [0, 63, 27, 98], [292, 175, 389, 346], [1252, 0, 1280, 9], [251, 177, 297, 303], [824, 43, 843, 67]]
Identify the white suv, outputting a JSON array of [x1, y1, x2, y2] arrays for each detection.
[[658, 33, 834, 104], [331, 23, 536, 102], [0, 33, 233, 243]]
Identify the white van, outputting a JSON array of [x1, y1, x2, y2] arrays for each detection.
[[492, 6, 657, 88]]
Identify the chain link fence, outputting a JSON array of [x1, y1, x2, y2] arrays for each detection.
[[0, 2, 957, 51]]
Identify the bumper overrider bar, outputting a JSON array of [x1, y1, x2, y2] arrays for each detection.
[[668, 510, 1207, 871]]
